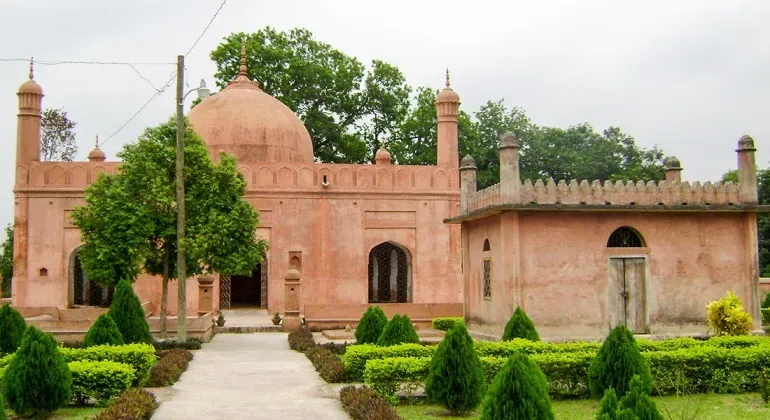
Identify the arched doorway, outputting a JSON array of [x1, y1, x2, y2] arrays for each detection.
[[68, 247, 112, 308], [607, 226, 648, 333], [220, 255, 268, 309], [368, 242, 412, 303]]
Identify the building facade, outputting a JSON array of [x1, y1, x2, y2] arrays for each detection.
[[447, 133, 769, 340], [10, 53, 464, 329]]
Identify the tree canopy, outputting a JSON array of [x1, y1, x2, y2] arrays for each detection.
[[72, 118, 268, 337], [209, 27, 667, 189], [41, 108, 78, 161], [0, 225, 12, 298]]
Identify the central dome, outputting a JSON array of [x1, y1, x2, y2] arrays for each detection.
[[188, 45, 314, 164]]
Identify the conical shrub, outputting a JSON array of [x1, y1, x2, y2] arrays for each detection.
[[83, 313, 125, 347], [425, 323, 485, 415], [108, 279, 152, 344], [2, 326, 72, 417], [596, 375, 663, 420], [0, 304, 26, 354], [480, 352, 554, 420], [502, 306, 540, 341], [355, 306, 388, 344], [376, 314, 419, 346], [588, 325, 652, 398]]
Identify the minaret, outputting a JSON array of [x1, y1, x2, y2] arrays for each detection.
[[16, 58, 43, 166], [14, 58, 43, 305], [736, 135, 757, 204], [435, 69, 460, 169]]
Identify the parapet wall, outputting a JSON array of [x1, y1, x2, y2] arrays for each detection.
[[467, 178, 745, 213], [15, 162, 459, 193]]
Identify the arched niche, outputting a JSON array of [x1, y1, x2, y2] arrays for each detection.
[[367, 241, 412, 303]]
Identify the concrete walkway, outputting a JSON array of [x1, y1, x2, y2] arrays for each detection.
[[152, 333, 349, 420]]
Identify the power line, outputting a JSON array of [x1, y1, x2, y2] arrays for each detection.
[[0, 58, 174, 65], [100, 0, 228, 147]]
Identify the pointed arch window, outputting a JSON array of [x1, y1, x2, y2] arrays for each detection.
[[368, 242, 412, 303]]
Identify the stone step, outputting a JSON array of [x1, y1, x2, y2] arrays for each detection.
[[215, 325, 282, 333]]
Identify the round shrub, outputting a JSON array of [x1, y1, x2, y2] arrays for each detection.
[[431, 317, 464, 331], [426, 323, 485, 415], [84, 313, 125, 347], [480, 352, 554, 420], [108, 279, 152, 344], [588, 325, 652, 398], [2, 326, 73, 417], [706, 291, 753, 336], [355, 306, 388, 345], [0, 304, 26, 354], [502, 306, 540, 341], [376, 314, 419, 346]]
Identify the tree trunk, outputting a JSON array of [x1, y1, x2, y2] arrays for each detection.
[[160, 245, 170, 338]]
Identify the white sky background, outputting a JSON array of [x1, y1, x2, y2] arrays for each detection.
[[1, 0, 769, 242]]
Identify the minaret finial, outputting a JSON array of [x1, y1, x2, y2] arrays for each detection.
[[239, 38, 248, 76], [29, 57, 34, 80], [95, 134, 99, 149], [445, 68, 450, 87], [380, 136, 388, 150]]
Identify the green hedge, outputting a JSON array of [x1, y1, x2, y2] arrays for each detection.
[[363, 345, 770, 400], [763, 308, 770, 325], [59, 343, 156, 386], [69, 360, 135, 406], [431, 317, 464, 331], [343, 343, 434, 382]]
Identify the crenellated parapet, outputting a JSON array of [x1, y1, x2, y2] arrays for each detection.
[[460, 134, 761, 216]]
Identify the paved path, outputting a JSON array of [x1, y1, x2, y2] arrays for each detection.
[[152, 333, 349, 420]]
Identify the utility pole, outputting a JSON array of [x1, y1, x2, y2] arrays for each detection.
[[175, 54, 187, 342]]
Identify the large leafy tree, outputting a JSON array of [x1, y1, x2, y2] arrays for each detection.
[[210, 27, 411, 163], [41, 108, 78, 161], [0, 225, 12, 298], [72, 118, 267, 338], [723, 167, 770, 276]]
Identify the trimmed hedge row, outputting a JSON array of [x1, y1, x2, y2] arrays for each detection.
[[2, 343, 156, 387], [69, 360, 135, 406], [339, 385, 400, 420], [146, 349, 194, 387], [1, 360, 135, 406], [94, 388, 158, 420], [363, 345, 770, 400], [60, 343, 156, 386], [345, 336, 770, 382]]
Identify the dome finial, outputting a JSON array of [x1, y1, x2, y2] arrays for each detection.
[[29, 57, 34, 80], [95, 134, 99, 149], [445, 68, 450, 87], [239, 38, 248, 76]]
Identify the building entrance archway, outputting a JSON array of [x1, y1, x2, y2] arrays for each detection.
[[220, 255, 268, 309], [68, 247, 112, 308], [368, 241, 412, 303]]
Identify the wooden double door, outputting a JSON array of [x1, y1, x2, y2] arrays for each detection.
[[609, 257, 648, 334]]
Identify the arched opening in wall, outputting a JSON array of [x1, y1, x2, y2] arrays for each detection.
[[368, 242, 412, 303], [68, 247, 112, 308], [222, 252, 268, 309], [483, 239, 490, 252], [607, 226, 645, 248]]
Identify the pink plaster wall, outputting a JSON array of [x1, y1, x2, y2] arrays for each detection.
[[464, 210, 757, 339], [12, 162, 462, 315]]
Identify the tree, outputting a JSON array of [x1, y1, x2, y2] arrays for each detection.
[[108, 279, 152, 344], [502, 306, 540, 341], [72, 118, 267, 338], [425, 323, 485, 415], [0, 304, 26, 354], [355, 306, 388, 344], [210, 27, 411, 163], [0, 225, 12, 298], [480, 352, 554, 420], [41, 108, 78, 161], [376, 314, 420, 346], [588, 325, 652, 398], [2, 326, 72, 418], [83, 313, 124, 347], [723, 167, 770, 276]]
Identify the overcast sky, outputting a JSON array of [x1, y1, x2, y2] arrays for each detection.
[[1, 0, 769, 242]]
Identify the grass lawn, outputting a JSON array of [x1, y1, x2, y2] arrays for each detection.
[[396, 393, 770, 419], [6, 406, 103, 419]]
